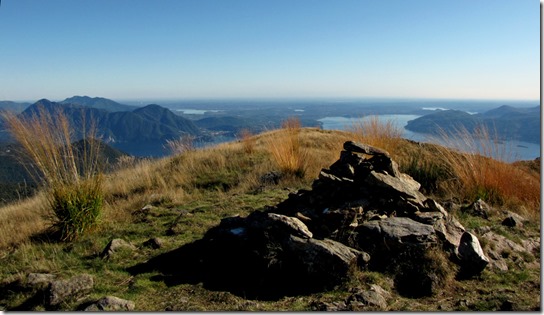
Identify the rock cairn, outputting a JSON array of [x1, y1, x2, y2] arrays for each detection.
[[131, 141, 490, 299]]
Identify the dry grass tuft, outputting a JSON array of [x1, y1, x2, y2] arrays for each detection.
[[238, 128, 256, 154], [264, 117, 311, 178], [436, 126, 540, 217], [349, 116, 404, 156], [2, 106, 104, 241], [164, 134, 195, 156]]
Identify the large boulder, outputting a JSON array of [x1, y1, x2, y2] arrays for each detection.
[[287, 236, 369, 281], [457, 232, 489, 276]]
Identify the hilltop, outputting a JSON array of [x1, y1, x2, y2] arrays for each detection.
[[0, 126, 540, 311], [60, 96, 138, 112]]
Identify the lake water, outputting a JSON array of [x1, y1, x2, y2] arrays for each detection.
[[175, 109, 222, 115], [318, 115, 540, 162]]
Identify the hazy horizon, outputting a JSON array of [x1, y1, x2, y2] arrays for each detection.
[[5, 95, 541, 105]]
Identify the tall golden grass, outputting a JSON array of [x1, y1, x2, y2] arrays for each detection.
[[436, 126, 540, 216], [2, 106, 104, 241], [264, 117, 310, 178], [349, 116, 404, 155], [238, 128, 256, 154], [164, 134, 195, 156]]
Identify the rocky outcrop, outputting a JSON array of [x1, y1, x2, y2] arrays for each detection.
[[130, 141, 489, 300]]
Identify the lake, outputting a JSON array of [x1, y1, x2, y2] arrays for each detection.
[[318, 115, 540, 162]]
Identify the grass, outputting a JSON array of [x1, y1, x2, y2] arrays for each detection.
[[2, 106, 104, 241], [433, 125, 540, 218], [264, 117, 311, 178], [0, 124, 540, 311], [237, 128, 256, 154], [349, 115, 404, 156]]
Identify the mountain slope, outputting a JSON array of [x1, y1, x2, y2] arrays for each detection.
[[61, 95, 138, 112], [5, 99, 204, 156]]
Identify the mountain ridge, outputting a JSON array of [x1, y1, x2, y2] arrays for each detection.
[[61, 95, 138, 112], [4, 99, 204, 156]]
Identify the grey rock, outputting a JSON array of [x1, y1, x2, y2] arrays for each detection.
[[27, 273, 56, 289], [457, 232, 489, 275], [480, 231, 527, 254], [311, 301, 347, 311], [346, 288, 387, 309], [101, 238, 137, 258], [288, 236, 367, 275], [424, 199, 449, 217], [462, 199, 490, 219], [84, 296, 135, 311], [47, 274, 94, 307], [359, 217, 437, 245], [267, 213, 313, 239], [365, 171, 424, 207], [344, 141, 391, 157], [501, 212, 526, 228], [319, 169, 353, 184], [143, 237, 164, 249], [482, 232, 538, 270], [412, 211, 444, 225], [370, 284, 392, 299], [521, 237, 540, 254], [432, 215, 465, 251]]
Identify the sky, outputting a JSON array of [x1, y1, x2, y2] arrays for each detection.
[[0, 0, 540, 102]]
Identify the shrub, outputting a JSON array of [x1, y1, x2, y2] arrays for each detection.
[[3, 106, 104, 241]]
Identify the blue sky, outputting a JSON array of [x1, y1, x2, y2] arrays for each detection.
[[0, 0, 539, 101]]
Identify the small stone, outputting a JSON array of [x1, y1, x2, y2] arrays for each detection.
[[101, 238, 137, 258], [461, 199, 490, 219], [346, 288, 387, 309], [143, 237, 164, 249], [501, 213, 524, 228], [84, 296, 135, 311], [48, 274, 94, 307]]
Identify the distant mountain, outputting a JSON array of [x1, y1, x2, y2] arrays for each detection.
[[2, 99, 204, 156], [405, 106, 540, 144], [61, 96, 138, 112], [0, 101, 31, 113]]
